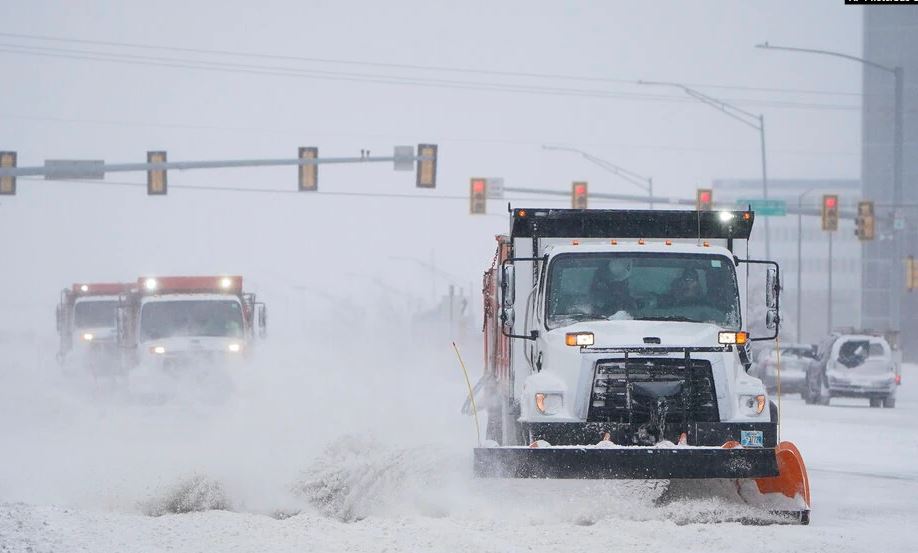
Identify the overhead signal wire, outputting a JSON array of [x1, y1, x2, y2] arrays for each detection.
[[0, 31, 862, 98], [0, 42, 860, 111]]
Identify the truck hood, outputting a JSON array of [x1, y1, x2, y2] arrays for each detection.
[[549, 319, 728, 349]]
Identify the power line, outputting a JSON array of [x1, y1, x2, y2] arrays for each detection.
[[1, 113, 859, 158], [0, 32, 863, 98], [0, 42, 860, 112], [17, 176, 669, 205]]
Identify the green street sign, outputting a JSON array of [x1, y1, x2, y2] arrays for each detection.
[[736, 198, 786, 216]]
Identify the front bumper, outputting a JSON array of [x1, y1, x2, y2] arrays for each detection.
[[524, 421, 777, 448], [828, 381, 895, 398], [145, 351, 245, 370], [474, 445, 779, 479]]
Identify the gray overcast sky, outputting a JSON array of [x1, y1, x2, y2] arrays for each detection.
[[0, 0, 865, 328]]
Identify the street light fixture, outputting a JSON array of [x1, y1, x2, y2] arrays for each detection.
[[542, 145, 654, 209], [756, 41, 905, 333], [638, 80, 771, 259]]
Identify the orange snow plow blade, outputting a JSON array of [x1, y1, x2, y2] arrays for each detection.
[[721, 439, 810, 524], [754, 441, 811, 508]]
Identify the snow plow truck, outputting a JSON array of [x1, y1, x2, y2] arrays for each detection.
[[57, 282, 134, 374], [473, 208, 810, 524], [116, 275, 267, 371]]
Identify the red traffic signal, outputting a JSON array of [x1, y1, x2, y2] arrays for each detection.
[[696, 188, 713, 211], [822, 194, 839, 231], [470, 178, 487, 214], [572, 181, 588, 209]]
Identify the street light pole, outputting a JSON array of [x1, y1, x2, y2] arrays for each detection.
[[828, 230, 834, 335], [638, 80, 771, 258], [542, 145, 655, 209], [797, 187, 821, 343], [756, 41, 905, 334]]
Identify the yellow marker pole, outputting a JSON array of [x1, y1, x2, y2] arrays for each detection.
[[452, 341, 481, 446], [774, 336, 782, 443]]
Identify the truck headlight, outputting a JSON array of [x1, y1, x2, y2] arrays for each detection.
[[81, 333, 94, 342], [740, 394, 766, 415], [150, 345, 166, 354], [535, 393, 563, 415], [565, 332, 594, 346], [718, 331, 748, 345], [227, 343, 242, 353]]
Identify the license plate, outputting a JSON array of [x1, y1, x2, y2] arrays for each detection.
[[740, 430, 764, 448]]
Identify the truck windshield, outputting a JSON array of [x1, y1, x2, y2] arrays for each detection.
[[546, 252, 741, 330], [140, 300, 244, 341], [74, 300, 118, 328]]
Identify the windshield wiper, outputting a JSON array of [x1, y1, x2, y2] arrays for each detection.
[[635, 316, 695, 322]]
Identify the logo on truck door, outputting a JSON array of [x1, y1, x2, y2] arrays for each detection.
[[740, 430, 764, 448]]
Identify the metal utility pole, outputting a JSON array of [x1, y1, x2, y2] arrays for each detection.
[[828, 231, 834, 335], [542, 145, 655, 209], [797, 187, 820, 343], [757, 42, 905, 333], [638, 80, 771, 259]]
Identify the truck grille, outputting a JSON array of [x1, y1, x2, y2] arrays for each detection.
[[588, 358, 720, 423]]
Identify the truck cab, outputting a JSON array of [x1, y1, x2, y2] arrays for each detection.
[[57, 282, 133, 372], [118, 276, 266, 371], [483, 209, 780, 449]]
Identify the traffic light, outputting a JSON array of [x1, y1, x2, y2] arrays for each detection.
[[146, 151, 167, 195], [0, 151, 16, 195], [855, 200, 875, 241], [416, 144, 438, 188], [822, 194, 839, 231], [572, 181, 588, 209], [696, 188, 713, 211], [298, 147, 318, 191], [908, 257, 918, 291], [470, 178, 487, 214]]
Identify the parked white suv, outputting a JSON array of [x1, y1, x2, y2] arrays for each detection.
[[804, 333, 899, 408]]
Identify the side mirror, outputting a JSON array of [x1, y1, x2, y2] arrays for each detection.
[[766, 308, 778, 330], [500, 264, 516, 331], [256, 303, 267, 339], [501, 307, 515, 330], [766, 267, 779, 309], [501, 264, 515, 309]]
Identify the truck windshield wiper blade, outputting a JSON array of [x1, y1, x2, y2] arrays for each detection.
[[636, 316, 695, 322]]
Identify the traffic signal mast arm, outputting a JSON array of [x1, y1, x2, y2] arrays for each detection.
[[504, 186, 859, 220], [0, 152, 436, 178]]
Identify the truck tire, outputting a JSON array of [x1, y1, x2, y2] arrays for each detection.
[[802, 387, 814, 404], [816, 375, 831, 406], [882, 396, 896, 409], [869, 398, 882, 408], [769, 400, 779, 423]]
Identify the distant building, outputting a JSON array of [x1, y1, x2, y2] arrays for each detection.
[[861, 8, 918, 358], [712, 179, 861, 344]]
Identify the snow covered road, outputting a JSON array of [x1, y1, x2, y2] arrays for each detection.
[[1, 345, 916, 552]]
